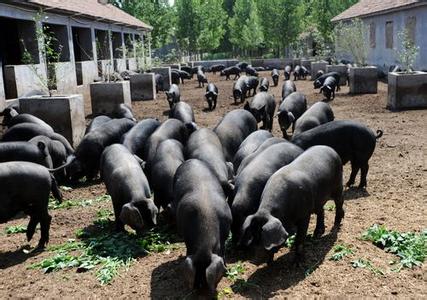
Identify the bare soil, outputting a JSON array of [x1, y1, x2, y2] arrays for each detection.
[[0, 72, 426, 299]]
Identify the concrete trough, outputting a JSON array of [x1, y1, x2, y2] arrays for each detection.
[[387, 71, 427, 110], [326, 65, 348, 86], [4, 64, 47, 99], [349, 66, 378, 94], [130, 73, 156, 101], [311, 61, 328, 80], [19, 94, 85, 147], [191, 59, 239, 69], [90, 81, 131, 116], [151, 67, 172, 91], [251, 58, 293, 70], [301, 59, 314, 71]]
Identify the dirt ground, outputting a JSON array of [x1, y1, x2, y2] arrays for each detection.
[[0, 71, 426, 299]]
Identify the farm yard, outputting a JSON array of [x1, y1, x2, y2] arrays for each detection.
[[0, 70, 426, 299]]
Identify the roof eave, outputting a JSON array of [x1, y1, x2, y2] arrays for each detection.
[[332, 2, 427, 23], [13, 1, 152, 31]]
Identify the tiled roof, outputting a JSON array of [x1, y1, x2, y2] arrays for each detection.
[[332, 0, 427, 22], [25, 0, 152, 30]]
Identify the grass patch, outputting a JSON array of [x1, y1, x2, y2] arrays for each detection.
[[351, 258, 385, 277], [362, 224, 427, 270], [226, 261, 245, 281], [5, 225, 27, 235], [330, 244, 354, 261], [324, 202, 336, 211], [30, 221, 179, 284], [48, 195, 111, 210]]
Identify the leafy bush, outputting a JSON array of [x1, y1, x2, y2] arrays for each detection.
[[362, 224, 426, 269], [335, 18, 369, 66], [395, 29, 420, 73]]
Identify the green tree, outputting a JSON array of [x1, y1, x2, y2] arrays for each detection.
[[110, 0, 174, 49], [257, 0, 302, 57], [305, 0, 358, 43], [229, 0, 264, 55], [175, 0, 226, 56]]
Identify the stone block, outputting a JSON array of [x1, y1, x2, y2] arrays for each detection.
[[311, 61, 328, 80], [387, 71, 427, 110], [326, 65, 348, 86], [90, 81, 131, 115], [151, 67, 172, 91], [349, 66, 378, 94], [130, 73, 156, 101], [19, 94, 85, 147]]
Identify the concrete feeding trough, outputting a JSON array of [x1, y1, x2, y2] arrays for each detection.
[[191, 59, 239, 69], [19, 94, 85, 147], [387, 71, 427, 110], [151, 67, 172, 91], [311, 61, 328, 80], [349, 66, 378, 94], [90, 80, 131, 116], [251, 58, 292, 70], [301, 59, 314, 71], [130, 73, 156, 101], [326, 64, 348, 86]]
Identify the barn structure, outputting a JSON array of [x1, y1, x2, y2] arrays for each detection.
[[0, 0, 152, 109], [332, 0, 427, 71]]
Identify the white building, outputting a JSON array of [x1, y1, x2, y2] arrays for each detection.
[[0, 0, 152, 108], [332, 0, 427, 71]]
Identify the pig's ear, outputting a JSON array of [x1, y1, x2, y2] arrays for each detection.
[[133, 155, 146, 169], [327, 86, 332, 91], [37, 141, 49, 157], [148, 201, 158, 225], [206, 254, 226, 292], [288, 112, 295, 123], [239, 215, 256, 247], [261, 216, 288, 250], [120, 203, 144, 231], [183, 256, 195, 289]]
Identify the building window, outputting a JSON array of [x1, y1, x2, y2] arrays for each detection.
[[406, 16, 416, 44], [370, 22, 376, 48], [386, 21, 393, 49]]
